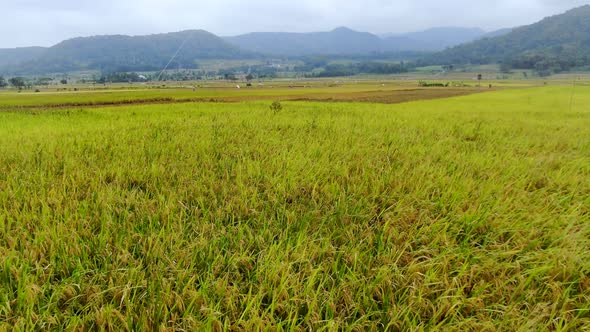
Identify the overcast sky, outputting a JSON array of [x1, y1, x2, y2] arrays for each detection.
[[2, 0, 589, 48]]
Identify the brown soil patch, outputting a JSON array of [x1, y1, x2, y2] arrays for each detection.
[[272, 88, 498, 104], [1, 87, 500, 111]]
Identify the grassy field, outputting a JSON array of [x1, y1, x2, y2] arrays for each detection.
[[0, 83, 500, 109], [1, 86, 589, 330], [0, 77, 542, 110]]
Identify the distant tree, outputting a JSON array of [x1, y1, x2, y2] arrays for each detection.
[[223, 73, 237, 81], [60, 79, 68, 85], [35, 77, 53, 86], [0, 76, 7, 88], [9, 77, 26, 89], [500, 62, 512, 73], [97, 72, 148, 83], [315, 61, 409, 77], [246, 73, 254, 81], [302, 56, 329, 69]]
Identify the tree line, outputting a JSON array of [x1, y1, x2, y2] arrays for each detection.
[[0, 76, 29, 89], [0, 60, 413, 88], [418, 6, 590, 77], [0, 76, 70, 89], [314, 61, 411, 77]]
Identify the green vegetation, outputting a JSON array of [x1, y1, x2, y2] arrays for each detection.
[[315, 62, 410, 77], [427, 5, 590, 76], [0, 28, 429, 77], [418, 81, 448, 87], [2, 30, 252, 75], [3, 6, 590, 79], [224, 27, 384, 57], [1, 86, 589, 330], [8, 77, 27, 90], [97, 72, 148, 84], [0, 47, 47, 68], [226, 27, 487, 56], [381, 27, 486, 52]]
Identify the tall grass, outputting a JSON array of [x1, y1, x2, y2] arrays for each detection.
[[1, 87, 589, 330]]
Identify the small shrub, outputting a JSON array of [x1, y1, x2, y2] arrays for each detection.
[[419, 81, 447, 87], [270, 101, 283, 114]]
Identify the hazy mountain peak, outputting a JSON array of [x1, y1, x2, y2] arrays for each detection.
[[380, 26, 487, 52], [429, 5, 590, 68], [224, 27, 382, 56], [3, 5, 589, 76], [563, 4, 590, 15], [331, 27, 356, 33], [1, 30, 252, 75]]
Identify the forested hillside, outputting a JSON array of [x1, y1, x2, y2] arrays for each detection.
[[426, 5, 590, 75]]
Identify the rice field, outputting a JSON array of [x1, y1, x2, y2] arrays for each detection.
[[0, 85, 589, 330]]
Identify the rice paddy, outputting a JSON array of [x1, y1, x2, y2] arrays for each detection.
[[0, 84, 589, 330]]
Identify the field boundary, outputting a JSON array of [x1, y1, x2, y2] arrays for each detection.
[[0, 87, 507, 111]]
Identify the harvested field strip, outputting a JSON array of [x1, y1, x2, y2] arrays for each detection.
[[0, 88, 499, 111]]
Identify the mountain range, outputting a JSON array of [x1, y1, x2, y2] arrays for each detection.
[[0, 30, 251, 75], [0, 26, 502, 75], [426, 5, 590, 71], [380, 27, 488, 52], [1, 5, 589, 76], [224, 27, 382, 56], [0, 47, 47, 68], [223, 26, 495, 56]]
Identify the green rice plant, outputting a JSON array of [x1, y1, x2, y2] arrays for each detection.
[[0, 86, 589, 330]]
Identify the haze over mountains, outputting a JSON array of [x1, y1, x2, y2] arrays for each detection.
[[0, 26, 502, 75], [0, 30, 251, 75], [425, 5, 590, 73], [0, 5, 589, 75], [224, 27, 382, 56], [379, 27, 487, 52], [0, 47, 47, 68], [224, 26, 494, 56]]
